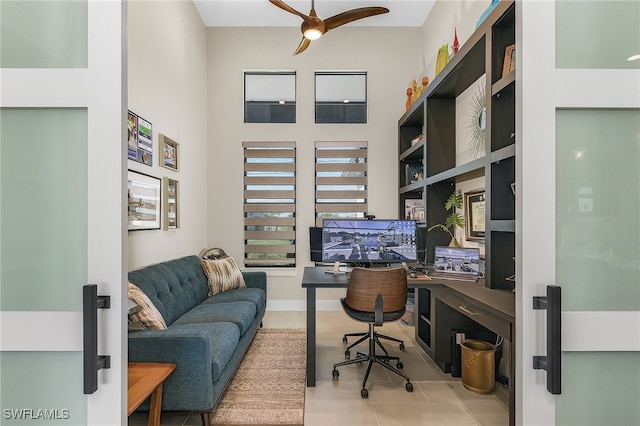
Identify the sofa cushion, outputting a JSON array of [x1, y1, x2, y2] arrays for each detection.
[[171, 301, 257, 335], [201, 287, 266, 312], [128, 256, 210, 326], [128, 282, 167, 330], [202, 257, 246, 296], [170, 322, 241, 382]]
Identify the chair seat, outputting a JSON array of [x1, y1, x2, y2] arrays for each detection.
[[340, 298, 405, 323]]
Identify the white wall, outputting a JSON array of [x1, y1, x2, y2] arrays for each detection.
[[205, 26, 421, 308], [127, 0, 209, 270]]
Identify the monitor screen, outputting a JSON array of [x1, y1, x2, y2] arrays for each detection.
[[321, 219, 417, 264], [433, 246, 481, 277]]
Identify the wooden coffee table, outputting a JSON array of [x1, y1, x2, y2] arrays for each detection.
[[128, 362, 176, 426]]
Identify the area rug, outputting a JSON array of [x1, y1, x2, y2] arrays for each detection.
[[210, 328, 306, 425]]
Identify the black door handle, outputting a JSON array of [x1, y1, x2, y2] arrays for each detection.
[[533, 285, 561, 394], [83, 284, 111, 394]]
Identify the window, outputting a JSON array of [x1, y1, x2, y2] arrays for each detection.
[[244, 71, 296, 123], [243, 142, 296, 267], [315, 142, 368, 226], [315, 72, 367, 124]]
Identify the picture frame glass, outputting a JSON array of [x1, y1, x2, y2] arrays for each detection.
[[465, 190, 485, 241], [128, 170, 161, 230]]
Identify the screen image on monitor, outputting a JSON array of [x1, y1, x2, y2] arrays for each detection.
[[321, 219, 417, 265], [433, 246, 481, 277]]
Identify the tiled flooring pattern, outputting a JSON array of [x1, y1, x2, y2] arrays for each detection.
[[129, 310, 508, 426]]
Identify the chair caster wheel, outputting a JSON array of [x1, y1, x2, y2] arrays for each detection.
[[397, 362, 404, 369], [332, 369, 339, 379], [406, 382, 413, 392], [345, 350, 350, 359], [399, 343, 405, 351], [361, 388, 369, 399], [343, 336, 348, 344]]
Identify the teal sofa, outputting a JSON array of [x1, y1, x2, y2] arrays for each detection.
[[127, 255, 267, 424]]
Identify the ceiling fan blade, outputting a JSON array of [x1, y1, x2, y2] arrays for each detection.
[[268, 0, 310, 20], [324, 7, 389, 32], [293, 37, 311, 55]]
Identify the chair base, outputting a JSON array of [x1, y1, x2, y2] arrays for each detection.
[[343, 331, 405, 358], [333, 324, 412, 398]]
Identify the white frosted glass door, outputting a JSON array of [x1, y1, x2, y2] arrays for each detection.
[[0, 1, 126, 425], [518, 1, 640, 425]]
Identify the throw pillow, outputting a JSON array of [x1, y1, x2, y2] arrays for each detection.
[[127, 282, 167, 330], [202, 257, 246, 296]]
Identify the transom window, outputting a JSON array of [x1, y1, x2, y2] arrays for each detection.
[[315, 72, 367, 124], [244, 71, 296, 123]]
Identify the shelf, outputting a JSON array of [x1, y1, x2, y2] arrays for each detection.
[[400, 140, 425, 162], [492, 71, 515, 95], [491, 144, 515, 162], [425, 157, 486, 185], [491, 220, 515, 232], [399, 181, 425, 194]]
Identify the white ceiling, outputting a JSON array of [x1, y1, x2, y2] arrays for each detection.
[[193, 0, 436, 28]]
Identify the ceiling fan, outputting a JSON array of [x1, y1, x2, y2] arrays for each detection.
[[268, 0, 389, 55]]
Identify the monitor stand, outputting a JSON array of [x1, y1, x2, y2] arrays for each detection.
[[324, 261, 352, 275]]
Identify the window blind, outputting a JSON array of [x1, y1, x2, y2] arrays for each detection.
[[315, 141, 368, 227], [243, 142, 296, 267]]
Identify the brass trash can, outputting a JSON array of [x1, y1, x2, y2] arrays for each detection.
[[460, 339, 496, 394]]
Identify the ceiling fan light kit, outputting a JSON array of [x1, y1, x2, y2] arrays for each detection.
[[269, 0, 389, 54]]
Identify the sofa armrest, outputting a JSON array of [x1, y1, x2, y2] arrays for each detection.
[[242, 271, 267, 294], [128, 328, 214, 410]]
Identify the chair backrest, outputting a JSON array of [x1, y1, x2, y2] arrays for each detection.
[[345, 267, 407, 313]]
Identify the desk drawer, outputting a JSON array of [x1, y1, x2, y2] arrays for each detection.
[[436, 289, 511, 340]]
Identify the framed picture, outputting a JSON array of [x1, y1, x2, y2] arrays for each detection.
[[127, 110, 153, 166], [502, 44, 516, 77], [465, 189, 485, 241], [127, 170, 161, 231], [405, 164, 424, 185], [404, 198, 424, 222], [163, 177, 179, 230], [160, 134, 179, 171]]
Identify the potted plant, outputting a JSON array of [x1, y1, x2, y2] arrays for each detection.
[[428, 189, 465, 247]]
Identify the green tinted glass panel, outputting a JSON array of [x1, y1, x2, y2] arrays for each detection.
[[556, 109, 640, 311], [0, 0, 88, 68], [556, 0, 640, 69], [557, 352, 640, 425], [0, 352, 86, 424], [1, 108, 87, 311]]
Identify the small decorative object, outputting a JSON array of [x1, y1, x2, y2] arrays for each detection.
[[502, 44, 516, 76], [405, 164, 424, 184], [453, 28, 460, 54], [160, 134, 179, 171], [510, 182, 516, 196], [428, 189, 465, 247], [127, 110, 153, 166], [128, 170, 161, 231], [465, 78, 487, 159], [163, 177, 179, 230], [411, 77, 419, 103], [405, 87, 413, 112], [421, 76, 429, 93], [435, 44, 450, 75], [476, 0, 499, 29], [411, 133, 424, 146], [404, 198, 424, 222], [465, 189, 485, 241]]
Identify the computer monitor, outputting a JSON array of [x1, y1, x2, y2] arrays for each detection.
[[321, 219, 417, 265]]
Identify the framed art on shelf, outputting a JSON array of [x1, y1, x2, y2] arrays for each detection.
[[163, 177, 179, 230], [465, 189, 485, 241], [160, 134, 179, 171], [127, 170, 161, 231], [404, 198, 424, 222], [502, 44, 516, 77]]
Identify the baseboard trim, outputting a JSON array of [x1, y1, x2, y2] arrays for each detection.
[[267, 300, 342, 311]]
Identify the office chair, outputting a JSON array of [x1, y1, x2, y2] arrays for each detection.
[[332, 267, 413, 398]]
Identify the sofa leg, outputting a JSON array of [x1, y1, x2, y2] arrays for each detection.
[[201, 412, 211, 426]]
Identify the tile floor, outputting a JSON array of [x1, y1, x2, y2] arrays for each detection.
[[129, 310, 508, 426]]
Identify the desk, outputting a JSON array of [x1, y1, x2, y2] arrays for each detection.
[[128, 362, 176, 426], [301, 266, 515, 425]]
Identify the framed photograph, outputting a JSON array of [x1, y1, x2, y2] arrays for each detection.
[[465, 189, 485, 241], [502, 44, 516, 77], [163, 177, 179, 230], [127, 170, 161, 231], [160, 134, 179, 171], [404, 198, 424, 222], [127, 110, 153, 166]]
